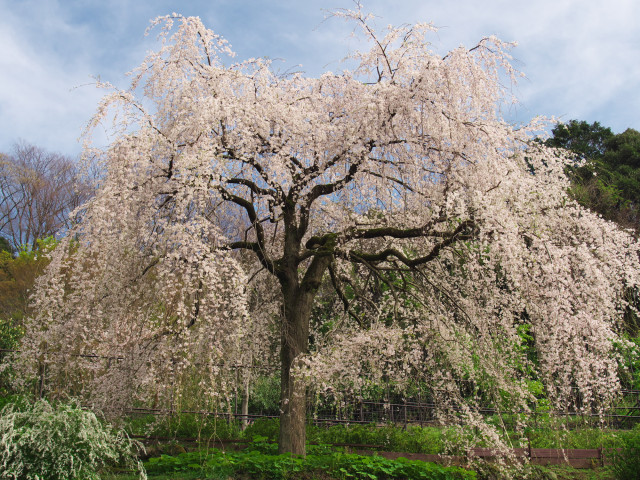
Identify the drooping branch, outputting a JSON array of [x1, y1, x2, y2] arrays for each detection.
[[187, 279, 204, 328], [360, 169, 419, 195], [304, 215, 455, 251], [328, 263, 350, 310], [342, 215, 456, 243]]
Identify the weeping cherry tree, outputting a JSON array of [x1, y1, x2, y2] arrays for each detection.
[[16, 7, 640, 457]]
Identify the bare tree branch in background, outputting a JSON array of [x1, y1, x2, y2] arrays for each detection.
[[0, 141, 93, 251]]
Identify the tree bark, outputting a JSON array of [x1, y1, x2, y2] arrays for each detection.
[[278, 284, 313, 455]]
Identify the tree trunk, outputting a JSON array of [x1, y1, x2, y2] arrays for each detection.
[[278, 285, 313, 455], [276, 215, 334, 455]]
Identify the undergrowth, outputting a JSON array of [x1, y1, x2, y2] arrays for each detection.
[[143, 441, 476, 480]]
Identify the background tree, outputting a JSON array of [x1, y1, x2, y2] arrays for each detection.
[[545, 120, 614, 160], [15, 11, 640, 458], [0, 142, 93, 251], [546, 120, 640, 230], [0, 239, 54, 324]]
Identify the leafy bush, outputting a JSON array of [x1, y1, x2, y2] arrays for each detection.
[[0, 398, 145, 480], [327, 453, 475, 480], [610, 424, 640, 480]]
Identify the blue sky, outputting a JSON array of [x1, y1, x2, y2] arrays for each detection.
[[1, 0, 638, 157]]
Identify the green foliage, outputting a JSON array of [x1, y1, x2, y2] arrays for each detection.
[[0, 237, 12, 254], [616, 334, 640, 390], [528, 464, 613, 480], [0, 318, 23, 353], [604, 129, 640, 169], [546, 120, 614, 160], [248, 375, 281, 415], [144, 443, 476, 479], [610, 424, 640, 480], [525, 425, 621, 450], [0, 398, 145, 480], [125, 412, 241, 441], [125, 412, 634, 456], [0, 237, 57, 309], [241, 419, 444, 454], [622, 287, 640, 338]]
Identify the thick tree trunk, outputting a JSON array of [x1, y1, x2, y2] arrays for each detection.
[[276, 211, 334, 455], [278, 286, 313, 455]]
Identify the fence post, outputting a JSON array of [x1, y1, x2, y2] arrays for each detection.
[[598, 446, 603, 467]]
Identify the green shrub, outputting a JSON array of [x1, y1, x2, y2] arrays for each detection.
[[0, 398, 145, 480], [610, 424, 640, 480]]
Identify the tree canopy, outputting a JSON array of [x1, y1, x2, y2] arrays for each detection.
[[14, 10, 640, 459], [545, 120, 614, 160]]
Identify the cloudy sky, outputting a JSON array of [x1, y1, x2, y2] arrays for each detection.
[[1, 0, 638, 157]]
